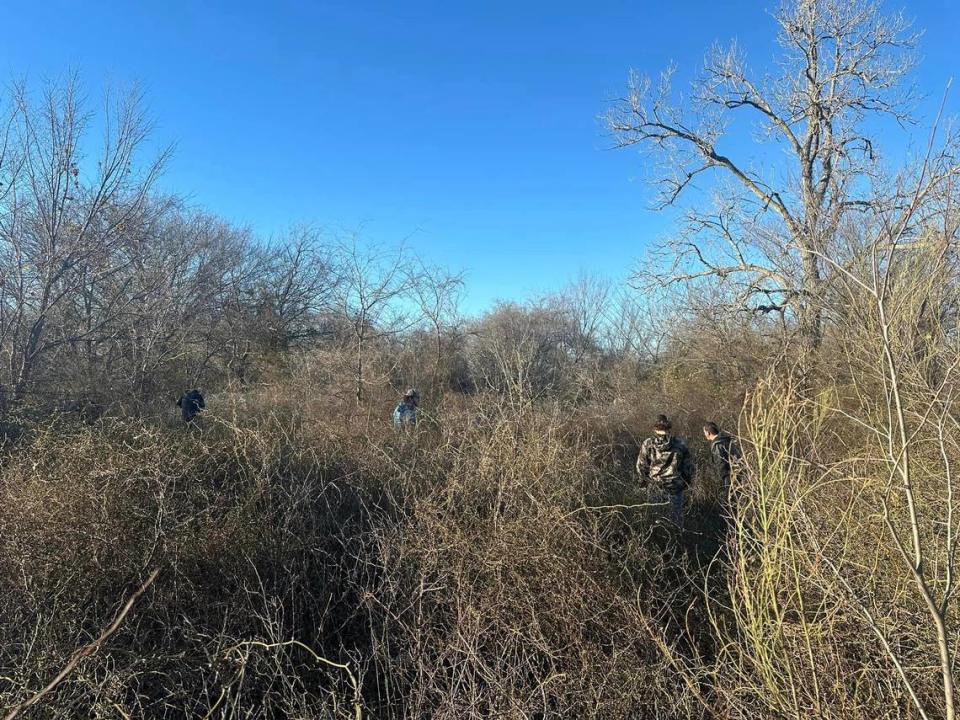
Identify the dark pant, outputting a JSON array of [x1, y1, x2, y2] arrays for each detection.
[[650, 488, 685, 526], [668, 491, 684, 526]]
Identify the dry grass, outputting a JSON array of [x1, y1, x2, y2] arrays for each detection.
[[0, 383, 723, 718], [2, 284, 959, 719]]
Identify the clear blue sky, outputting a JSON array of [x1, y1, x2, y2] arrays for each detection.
[[4, 0, 958, 313]]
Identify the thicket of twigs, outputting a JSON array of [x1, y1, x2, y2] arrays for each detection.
[[1, 216, 959, 719], [0, 375, 712, 719], [4, 0, 960, 716], [3, 248, 960, 718]]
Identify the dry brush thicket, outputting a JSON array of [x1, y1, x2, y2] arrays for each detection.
[[3, 245, 960, 718], [4, 0, 960, 717]]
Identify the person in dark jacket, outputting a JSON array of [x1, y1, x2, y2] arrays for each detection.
[[703, 422, 743, 497], [177, 389, 205, 425], [637, 414, 695, 525]]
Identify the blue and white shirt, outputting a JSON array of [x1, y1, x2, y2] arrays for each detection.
[[393, 400, 417, 428]]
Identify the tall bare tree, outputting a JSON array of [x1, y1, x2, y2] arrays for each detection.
[[258, 227, 339, 352], [549, 272, 613, 365], [598, 287, 670, 369], [608, 0, 919, 348], [467, 301, 576, 402], [0, 78, 168, 406]]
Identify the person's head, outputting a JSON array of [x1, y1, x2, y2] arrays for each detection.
[[653, 414, 672, 435], [404, 388, 420, 406], [703, 421, 720, 440]]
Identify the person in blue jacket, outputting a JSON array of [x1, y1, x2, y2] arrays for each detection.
[[393, 388, 420, 428]]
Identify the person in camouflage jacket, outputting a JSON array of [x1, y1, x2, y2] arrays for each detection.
[[637, 414, 695, 525]]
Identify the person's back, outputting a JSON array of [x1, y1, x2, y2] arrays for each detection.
[[637, 415, 694, 524], [177, 389, 205, 424], [638, 433, 693, 494], [393, 389, 419, 428]]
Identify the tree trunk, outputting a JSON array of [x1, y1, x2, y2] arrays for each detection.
[[355, 333, 363, 405], [800, 247, 823, 350]]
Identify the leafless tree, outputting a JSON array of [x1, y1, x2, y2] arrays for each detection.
[[467, 301, 576, 402], [130, 209, 256, 395], [259, 227, 339, 352], [602, 287, 667, 365], [409, 260, 464, 385], [332, 240, 422, 404], [549, 272, 612, 365], [816, 110, 960, 720], [608, 0, 920, 348], [0, 77, 169, 406], [19, 192, 259, 405]]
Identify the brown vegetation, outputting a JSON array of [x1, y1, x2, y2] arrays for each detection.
[[2, 0, 960, 717]]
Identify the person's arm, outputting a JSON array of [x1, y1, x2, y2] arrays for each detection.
[[711, 441, 728, 484], [636, 441, 650, 486], [198, 394, 205, 409], [730, 439, 742, 463]]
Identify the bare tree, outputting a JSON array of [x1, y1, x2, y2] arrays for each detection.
[[409, 260, 464, 386], [608, 0, 919, 348], [818, 112, 960, 720], [602, 287, 667, 365], [467, 301, 576, 402], [30, 196, 259, 405], [0, 77, 169, 406], [259, 227, 339, 352], [549, 272, 612, 365], [128, 209, 255, 395], [332, 240, 421, 404]]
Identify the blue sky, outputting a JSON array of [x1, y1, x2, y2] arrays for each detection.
[[4, 0, 958, 314]]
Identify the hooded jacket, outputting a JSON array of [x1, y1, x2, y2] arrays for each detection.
[[637, 433, 694, 494]]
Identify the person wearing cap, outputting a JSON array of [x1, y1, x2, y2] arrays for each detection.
[[393, 388, 420, 428], [636, 414, 695, 526]]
